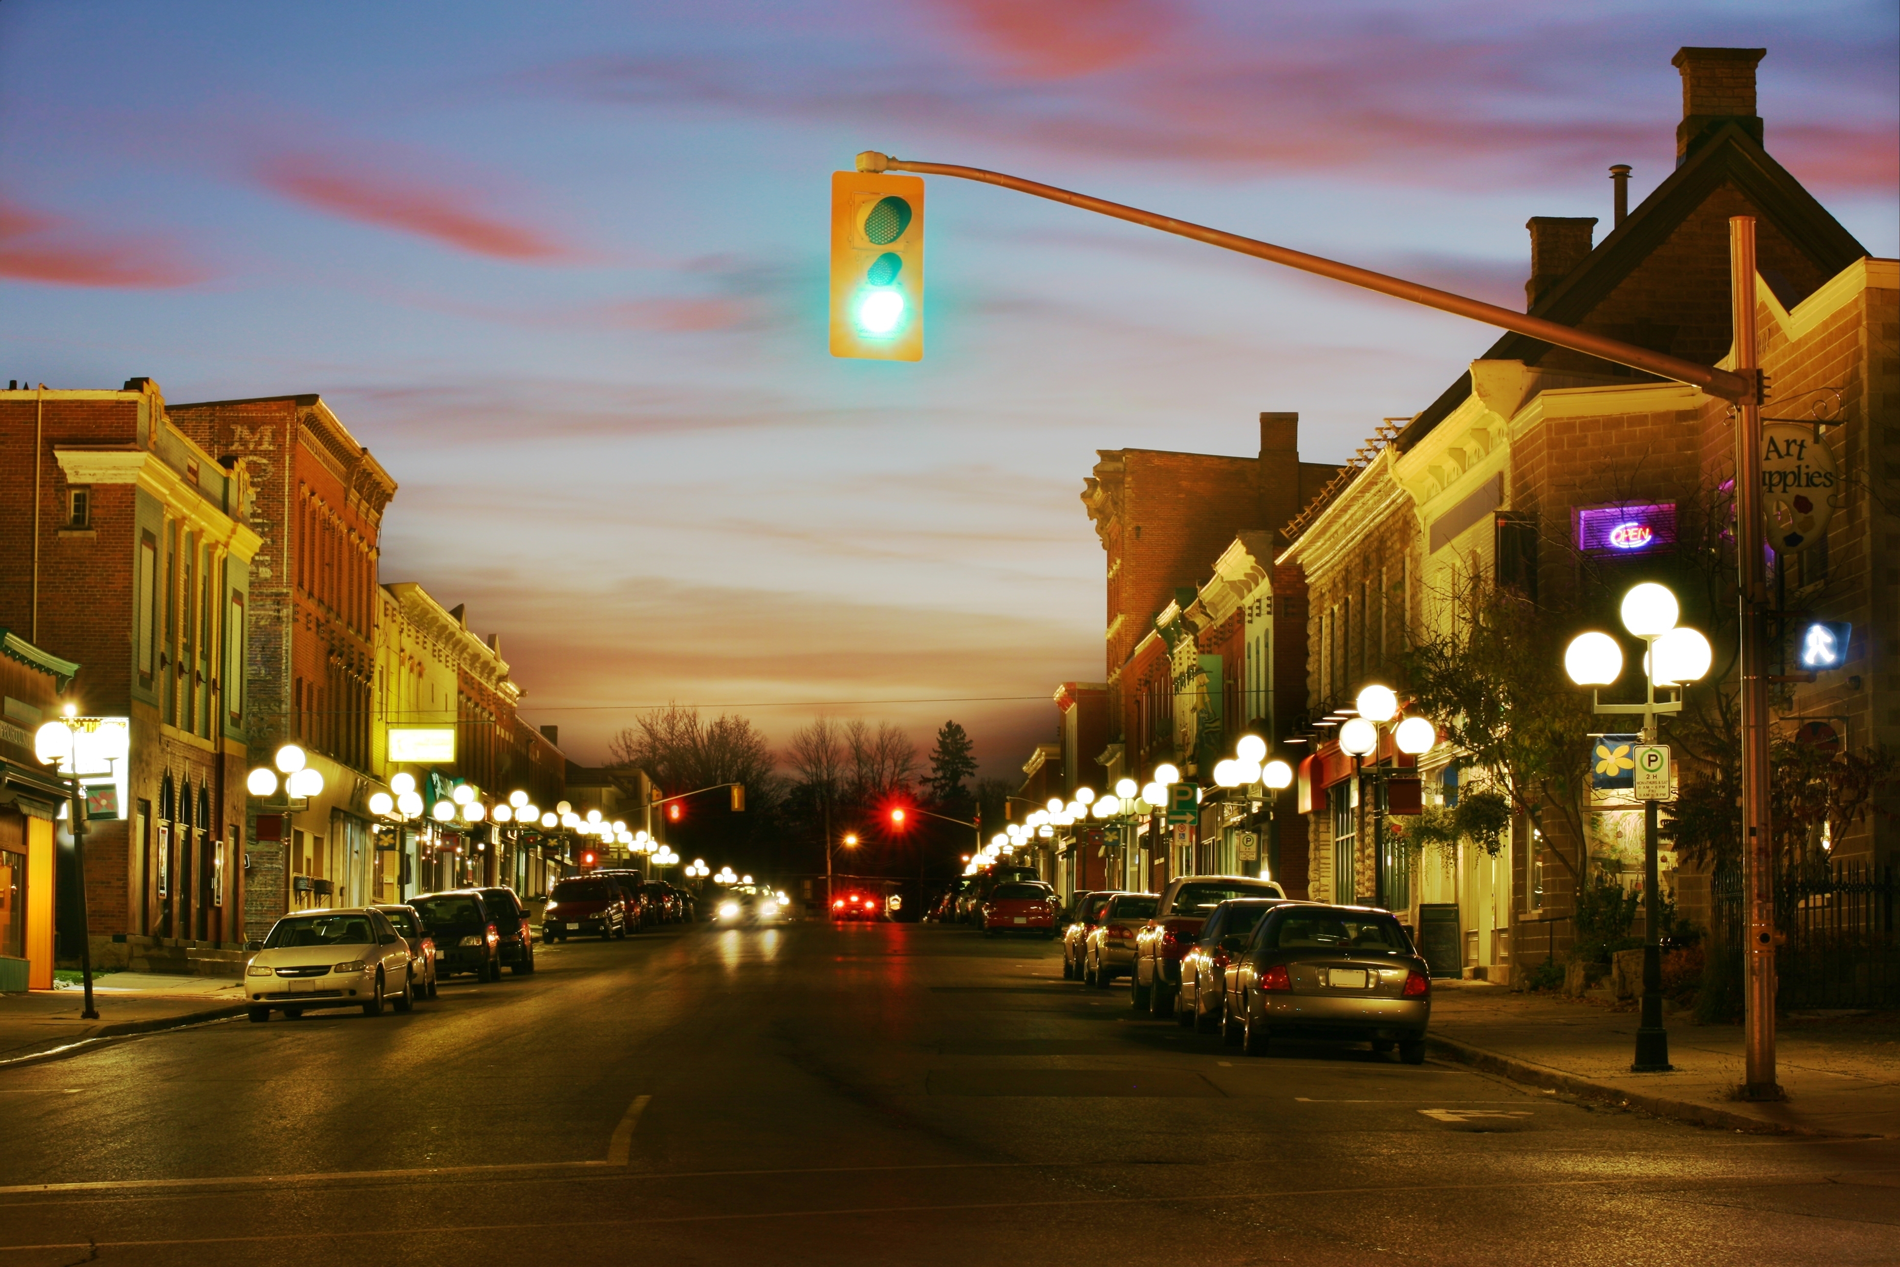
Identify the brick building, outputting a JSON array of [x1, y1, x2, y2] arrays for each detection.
[[167, 393, 397, 937], [1273, 46, 1889, 982], [0, 633, 84, 991], [0, 379, 260, 965]]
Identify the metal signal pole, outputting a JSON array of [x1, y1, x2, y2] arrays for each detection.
[[1730, 216, 1779, 1099]]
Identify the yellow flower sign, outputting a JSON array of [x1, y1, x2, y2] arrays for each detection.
[[1591, 735, 1639, 790]]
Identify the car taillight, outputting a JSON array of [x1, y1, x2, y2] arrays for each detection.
[[1212, 951, 1229, 970], [1402, 971, 1430, 998], [486, 924, 498, 944], [1261, 964, 1292, 992], [1108, 925, 1130, 940]]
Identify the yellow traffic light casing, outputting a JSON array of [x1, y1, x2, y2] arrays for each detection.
[[830, 171, 924, 361], [730, 783, 746, 812]]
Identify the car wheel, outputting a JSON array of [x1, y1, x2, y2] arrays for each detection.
[[248, 1007, 270, 1023], [1130, 965, 1150, 1010], [1241, 996, 1269, 1057], [1400, 1038, 1426, 1066], [1194, 990, 1217, 1034], [513, 946, 535, 975], [1062, 954, 1074, 981], [426, 970, 438, 1000], [362, 971, 386, 1017], [393, 971, 414, 1013]]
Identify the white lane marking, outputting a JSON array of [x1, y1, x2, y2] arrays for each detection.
[[1297, 1098, 1531, 1104], [0, 1159, 614, 1197], [607, 1095, 651, 1166], [1421, 1108, 1533, 1122]]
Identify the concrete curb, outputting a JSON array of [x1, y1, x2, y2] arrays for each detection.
[[0, 1002, 250, 1068], [1425, 1033, 1863, 1138]]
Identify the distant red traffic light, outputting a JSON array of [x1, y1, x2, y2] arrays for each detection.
[[668, 802, 682, 822], [890, 808, 907, 827]]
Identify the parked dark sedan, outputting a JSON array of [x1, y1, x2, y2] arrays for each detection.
[[1175, 897, 1289, 1032], [410, 890, 502, 982], [477, 886, 537, 974], [1223, 904, 1432, 1063]]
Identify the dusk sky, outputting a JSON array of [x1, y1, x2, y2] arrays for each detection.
[[3, 1, 1894, 778]]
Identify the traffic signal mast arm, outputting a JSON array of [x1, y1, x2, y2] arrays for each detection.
[[856, 152, 1759, 405], [904, 806, 977, 830], [653, 782, 747, 810]]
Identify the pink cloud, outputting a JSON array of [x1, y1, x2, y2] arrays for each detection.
[[934, 0, 1182, 80], [594, 296, 754, 332], [0, 195, 209, 288], [250, 151, 577, 261]]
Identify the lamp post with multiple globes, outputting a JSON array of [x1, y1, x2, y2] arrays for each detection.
[[246, 744, 326, 904], [35, 704, 120, 1020], [1564, 581, 1712, 1074], [367, 772, 428, 900], [1210, 733, 1297, 882], [1334, 685, 1438, 909]]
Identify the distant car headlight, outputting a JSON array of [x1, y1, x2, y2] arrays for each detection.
[[459, 936, 484, 947], [544, 902, 558, 913], [246, 963, 271, 977], [761, 903, 778, 917], [718, 902, 740, 919], [333, 960, 365, 973]]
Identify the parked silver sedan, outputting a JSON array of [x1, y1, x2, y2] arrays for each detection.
[[245, 907, 417, 1021], [1222, 904, 1431, 1063], [1175, 897, 1289, 1032]]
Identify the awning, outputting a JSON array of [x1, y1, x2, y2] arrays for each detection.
[[0, 630, 79, 690]]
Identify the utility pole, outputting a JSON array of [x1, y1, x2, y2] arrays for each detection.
[[1730, 216, 1780, 1100]]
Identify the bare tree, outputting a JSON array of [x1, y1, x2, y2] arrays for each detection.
[[846, 719, 916, 802], [608, 703, 775, 796]]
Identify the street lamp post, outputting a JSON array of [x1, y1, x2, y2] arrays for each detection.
[[246, 744, 324, 907], [1336, 687, 1438, 909], [1211, 734, 1296, 882], [1565, 582, 1713, 1074], [35, 705, 105, 1020]]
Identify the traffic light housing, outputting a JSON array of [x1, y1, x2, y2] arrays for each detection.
[[830, 171, 924, 361], [668, 802, 682, 822], [581, 850, 597, 869], [730, 783, 746, 812]]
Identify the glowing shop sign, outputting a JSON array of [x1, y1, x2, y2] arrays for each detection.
[[387, 727, 456, 764], [1607, 522, 1654, 550]]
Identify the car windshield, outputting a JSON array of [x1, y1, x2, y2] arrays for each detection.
[[1267, 912, 1410, 951], [1171, 882, 1277, 914], [413, 897, 484, 927], [265, 914, 374, 948], [1111, 896, 1157, 919], [992, 884, 1049, 900], [479, 890, 518, 916], [553, 879, 609, 901]]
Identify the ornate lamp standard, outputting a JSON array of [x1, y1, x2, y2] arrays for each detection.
[[367, 772, 427, 900], [1211, 733, 1296, 881], [247, 743, 325, 905], [34, 704, 121, 1020], [1335, 686, 1438, 909], [1564, 581, 1712, 1073]]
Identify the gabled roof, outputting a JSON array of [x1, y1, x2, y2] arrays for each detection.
[[1398, 120, 1868, 451]]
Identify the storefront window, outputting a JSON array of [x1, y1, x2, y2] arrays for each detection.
[[1331, 782, 1355, 904], [1, 848, 24, 960]]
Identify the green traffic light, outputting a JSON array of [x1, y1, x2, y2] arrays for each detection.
[[855, 288, 905, 335]]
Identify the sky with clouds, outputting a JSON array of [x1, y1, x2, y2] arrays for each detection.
[[2, 0, 1894, 776]]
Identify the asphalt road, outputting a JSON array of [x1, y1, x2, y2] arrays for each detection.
[[0, 921, 1894, 1265]]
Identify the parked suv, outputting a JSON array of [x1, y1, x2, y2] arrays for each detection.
[[542, 876, 626, 942], [1133, 875, 1285, 1016], [477, 886, 537, 974], [411, 890, 502, 981]]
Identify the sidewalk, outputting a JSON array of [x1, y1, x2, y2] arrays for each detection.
[[0, 972, 250, 1064], [1427, 979, 1900, 1138]]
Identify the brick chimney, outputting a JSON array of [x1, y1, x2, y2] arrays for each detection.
[[1524, 217, 1597, 309], [1672, 47, 1765, 162]]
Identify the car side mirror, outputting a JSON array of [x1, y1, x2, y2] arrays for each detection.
[[245, 940, 264, 952]]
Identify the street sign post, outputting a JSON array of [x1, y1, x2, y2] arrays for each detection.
[[1166, 783, 1197, 826], [1632, 745, 1671, 802]]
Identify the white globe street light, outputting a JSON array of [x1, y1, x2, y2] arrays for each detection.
[[1235, 734, 1268, 765], [1262, 759, 1294, 791], [1620, 582, 1679, 637], [1564, 631, 1625, 686], [288, 767, 324, 798], [274, 744, 307, 775], [390, 771, 416, 795], [1355, 684, 1399, 724], [1338, 716, 1378, 757], [398, 791, 424, 818], [1114, 777, 1138, 799], [1651, 626, 1713, 686], [368, 790, 394, 816], [1153, 763, 1180, 786], [245, 767, 279, 797], [1213, 759, 1242, 788], [1394, 716, 1438, 756]]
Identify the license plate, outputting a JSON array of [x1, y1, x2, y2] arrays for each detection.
[[1013, 917, 1027, 925], [289, 978, 316, 994], [1327, 968, 1368, 989]]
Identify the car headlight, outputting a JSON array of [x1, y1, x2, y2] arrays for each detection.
[[718, 902, 740, 919], [544, 903, 558, 913], [333, 960, 365, 973], [761, 903, 778, 917], [246, 963, 271, 977], [459, 935, 484, 947]]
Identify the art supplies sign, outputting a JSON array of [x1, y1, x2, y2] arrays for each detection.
[[1762, 424, 1838, 554]]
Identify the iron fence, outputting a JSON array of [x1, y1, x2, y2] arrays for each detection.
[[1713, 860, 1899, 1009]]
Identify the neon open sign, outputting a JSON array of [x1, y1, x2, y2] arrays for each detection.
[[1607, 522, 1654, 550], [1576, 502, 1676, 556]]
